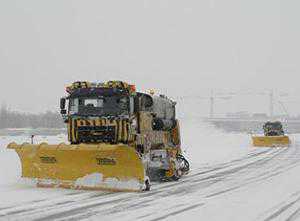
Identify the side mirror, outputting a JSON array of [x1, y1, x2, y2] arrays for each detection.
[[60, 98, 66, 110], [60, 109, 67, 115]]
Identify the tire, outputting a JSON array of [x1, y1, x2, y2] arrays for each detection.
[[143, 178, 151, 191], [177, 155, 190, 174], [170, 170, 182, 181]]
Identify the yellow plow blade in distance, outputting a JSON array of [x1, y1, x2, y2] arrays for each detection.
[[7, 142, 146, 192], [252, 135, 290, 147]]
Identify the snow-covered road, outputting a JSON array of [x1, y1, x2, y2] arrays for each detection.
[[1, 123, 300, 221]]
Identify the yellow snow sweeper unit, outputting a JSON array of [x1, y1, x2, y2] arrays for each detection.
[[252, 121, 290, 147], [7, 81, 189, 192]]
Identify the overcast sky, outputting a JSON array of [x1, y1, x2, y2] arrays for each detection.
[[0, 0, 299, 116]]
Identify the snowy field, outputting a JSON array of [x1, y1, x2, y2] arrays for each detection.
[[1, 121, 300, 221]]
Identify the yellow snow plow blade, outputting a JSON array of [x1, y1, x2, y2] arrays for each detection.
[[7, 142, 146, 192], [252, 135, 290, 147]]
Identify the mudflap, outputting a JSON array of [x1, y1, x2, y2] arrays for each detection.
[[7, 142, 149, 192], [147, 169, 167, 182], [147, 154, 190, 182]]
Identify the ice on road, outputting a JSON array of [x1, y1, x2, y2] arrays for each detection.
[[1, 122, 300, 221]]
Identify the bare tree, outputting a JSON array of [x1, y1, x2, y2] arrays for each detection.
[[0, 104, 64, 129]]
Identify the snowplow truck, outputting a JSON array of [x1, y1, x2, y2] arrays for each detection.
[[8, 81, 189, 192], [252, 121, 290, 147]]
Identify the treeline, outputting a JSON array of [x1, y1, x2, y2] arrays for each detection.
[[0, 105, 64, 129]]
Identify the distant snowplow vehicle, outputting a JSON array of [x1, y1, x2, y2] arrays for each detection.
[[8, 81, 189, 192], [252, 121, 290, 147]]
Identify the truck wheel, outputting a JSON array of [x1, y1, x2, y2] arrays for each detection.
[[171, 170, 182, 181], [143, 178, 151, 191]]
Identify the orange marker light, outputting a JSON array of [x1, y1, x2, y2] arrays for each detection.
[[130, 85, 136, 92]]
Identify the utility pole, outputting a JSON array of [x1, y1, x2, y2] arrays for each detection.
[[278, 101, 289, 118], [209, 90, 214, 118], [269, 90, 274, 118]]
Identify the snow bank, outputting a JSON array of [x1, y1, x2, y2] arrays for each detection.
[[181, 119, 253, 168], [75, 173, 104, 187], [75, 173, 141, 190]]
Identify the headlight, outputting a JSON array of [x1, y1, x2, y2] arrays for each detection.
[[151, 150, 167, 160], [131, 119, 137, 129]]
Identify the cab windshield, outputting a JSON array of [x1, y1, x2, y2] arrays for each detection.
[[69, 96, 129, 116]]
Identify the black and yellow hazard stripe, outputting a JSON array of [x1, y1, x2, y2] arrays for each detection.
[[68, 118, 132, 144], [67, 118, 72, 142], [67, 118, 77, 144]]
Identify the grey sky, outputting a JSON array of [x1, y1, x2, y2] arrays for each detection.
[[0, 0, 299, 116]]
